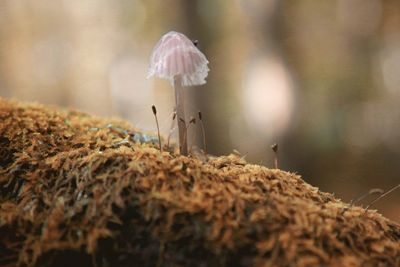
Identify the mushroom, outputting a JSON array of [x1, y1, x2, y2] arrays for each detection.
[[147, 31, 209, 155]]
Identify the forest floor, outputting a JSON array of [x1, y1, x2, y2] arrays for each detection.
[[1, 97, 399, 267]]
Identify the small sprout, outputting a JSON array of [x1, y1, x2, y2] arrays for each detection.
[[351, 188, 383, 206], [233, 149, 241, 156], [151, 105, 162, 151], [147, 31, 209, 156], [151, 105, 157, 115], [198, 111, 207, 156], [232, 149, 248, 161], [365, 184, 400, 212], [271, 143, 279, 169], [341, 188, 384, 215]]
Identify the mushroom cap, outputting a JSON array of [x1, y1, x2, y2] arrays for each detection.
[[147, 31, 209, 87]]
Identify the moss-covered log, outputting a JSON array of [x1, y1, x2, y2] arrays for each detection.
[[0, 98, 399, 267]]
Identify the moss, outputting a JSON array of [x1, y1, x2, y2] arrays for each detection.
[[0, 97, 399, 267]]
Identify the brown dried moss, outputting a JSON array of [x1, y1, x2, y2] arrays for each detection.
[[0, 97, 399, 267]]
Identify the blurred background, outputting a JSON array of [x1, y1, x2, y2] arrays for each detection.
[[0, 0, 399, 222]]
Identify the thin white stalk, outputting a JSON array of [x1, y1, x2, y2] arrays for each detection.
[[167, 110, 176, 149], [174, 75, 188, 155]]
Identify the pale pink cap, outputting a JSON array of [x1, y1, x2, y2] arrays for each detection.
[[147, 31, 209, 87]]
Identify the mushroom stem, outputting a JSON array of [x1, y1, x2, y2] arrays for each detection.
[[167, 110, 176, 149], [174, 75, 188, 155]]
